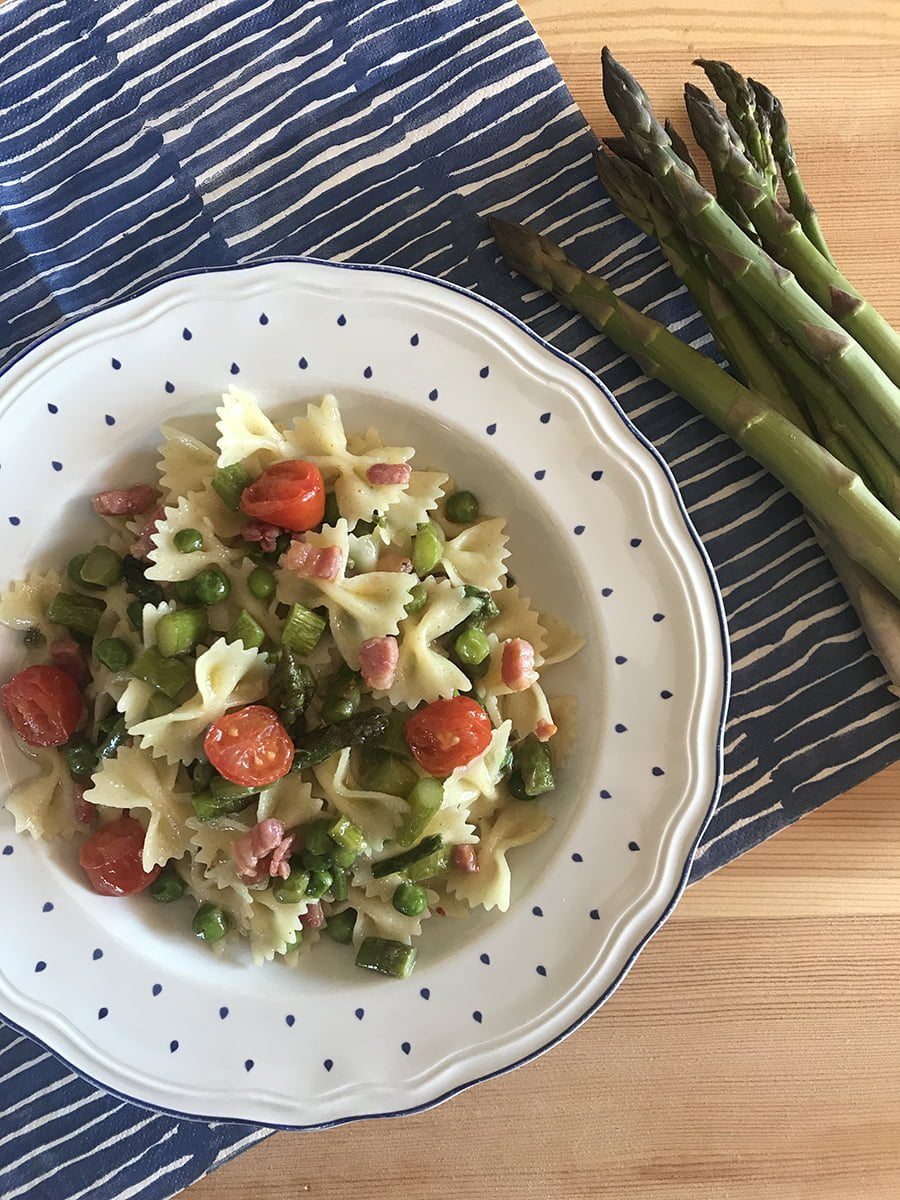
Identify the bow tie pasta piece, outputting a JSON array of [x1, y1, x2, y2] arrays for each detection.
[[176, 858, 255, 937], [379, 469, 449, 547], [448, 801, 552, 913], [440, 518, 509, 593], [145, 494, 237, 582], [158, 424, 218, 500], [443, 720, 513, 813], [0, 568, 66, 634], [423, 802, 478, 847], [187, 814, 252, 871], [288, 394, 414, 526], [312, 747, 407, 852], [256, 774, 323, 831], [86, 746, 194, 871], [344, 863, 438, 945], [490, 586, 548, 666], [382, 578, 479, 707], [216, 385, 291, 467], [130, 637, 271, 765], [548, 695, 578, 765], [276, 519, 417, 668], [207, 557, 283, 642], [536, 611, 586, 667], [116, 601, 174, 729], [4, 745, 81, 840], [247, 888, 309, 963], [500, 679, 557, 742]]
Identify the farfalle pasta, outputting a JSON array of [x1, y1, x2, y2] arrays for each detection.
[[0, 390, 583, 975]]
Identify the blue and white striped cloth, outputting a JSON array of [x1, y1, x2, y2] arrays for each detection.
[[1, 2, 898, 1196]]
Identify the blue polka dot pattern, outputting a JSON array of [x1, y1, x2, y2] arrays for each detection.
[[111, 357, 121, 370], [42, 902, 53, 912], [51, 461, 62, 472], [8, 516, 20, 526], [614, 655, 627, 665], [92, 948, 103, 961], [259, 313, 269, 325], [652, 766, 665, 777], [628, 841, 641, 852], [401, 1042, 411, 1055], [660, 690, 673, 699], [479, 365, 489, 378], [285, 1014, 295, 1027], [219, 1007, 229, 1020], [539, 412, 551, 424], [419, 987, 430, 1000], [355, 1008, 364, 1020], [532, 905, 543, 917], [473, 1011, 483, 1023], [653, 612, 666, 622], [601, 587, 613, 597], [337, 313, 347, 326], [536, 965, 547, 977], [164, 380, 175, 393], [229, 362, 240, 375], [47, 402, 58, 414], [614, 723, 627, 733], [573, 524, 585, 535], [34, 961, 46, 972], [104, 414, 115, 426], [590, 909, 600, 920], [599, 789, 611, 799], [244, 1059, 254, 1072], [591, 469, 603, 480], [3, 845, 14, 855], [410, 333, 419, 346], [298, 357, 308, 369], [630, 537, 642, 547], [571, 853, 583, 863], [428, 388, 438, 401], [363, 365, 373, 379], [97, 1007, 108, 1020], [485, 423, 496, 435], [182, 327, 192, 341], [479, 953, 490, 965], [152, 984, 162, 997], [323, 1059, 333, 1072], [170, 1040, 179, 1053], [534, 469, 545, 480]]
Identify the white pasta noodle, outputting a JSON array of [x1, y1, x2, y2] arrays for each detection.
[[384, 578, 478, 707], [343, 863, 437, 945], [4, 744, 81, 840], [275, 519, 416, 668], [491, 585, 548, 666], [176, 859, 255, 933], [216, 385, 291, 467], [0, 568, 65, 633], [130, 637, 270, 764], [312, 748, 406, 852], [158, 424, 218, 499], [440, 517, 509, 593], [188, 814, 251, 871], [86, 746, 194, 871], [247, 889, 307, 964], [145, 493, 236, 582], [538, 611, 586, 666], [500, 680, 556, 742], [379, 469, 448, 546], [442, 721, 512, 819], [116, 601, 173, 729], [549, 694, 578, 765], [448, 800, 552, 913], [256, 774, 323, 830]]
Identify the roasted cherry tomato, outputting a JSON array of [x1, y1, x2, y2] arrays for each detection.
[[204, 704, 294, 788], [1, 664, 83, 747], [240, 460, 325, 533], [404, 696, 492, 776], [79, 816, 161, 896]]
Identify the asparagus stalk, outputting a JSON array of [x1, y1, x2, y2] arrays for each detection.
[[600, 47, 900, 462], [488, 217, 900, 601], [594, 146, 809, 429], [694, 58, 778, 197], [749, 77, 835, 266], [681, 77, 900, 393], [663, 118, 700, 180]]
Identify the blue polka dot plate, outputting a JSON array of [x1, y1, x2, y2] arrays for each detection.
[[0, 259, 728, 1126]]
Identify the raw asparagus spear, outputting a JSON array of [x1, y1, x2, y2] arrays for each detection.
[[693, 58, 778, 197]]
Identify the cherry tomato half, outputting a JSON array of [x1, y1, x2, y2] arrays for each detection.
[[404, 696, 492, 776], [1, 664, 83, 747], [79, 816, 161, 897], [240, 460, 325, 533], [204, 704, 294, 788]]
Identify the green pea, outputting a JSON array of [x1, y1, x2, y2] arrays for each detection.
[[392, 881, 428, 917], [325, 907, 357, 944], [304, 868, 333, 900], [247, 566, 276, 599], [193, 567, 231, 606], [127, 600, 144, 633], [301, 848, 331, 872], [405, 583, 428, 616], [64, 735, 99, 779], [272, 868, 310, 904], [192, 902, 230, 941], [173, 578, 199, 604], [445, 490, 480, 524], [331, 843, 361, 869], [96, 637, 134, 672], [412, 521, 444, 577], [454, 626, 490, 666], [79, 546, 123, 589], [174, 528, 204, 554], [150, 866, 186, 903], [303, 819, 335, 857]]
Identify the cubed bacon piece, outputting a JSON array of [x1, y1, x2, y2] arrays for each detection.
[[267, 832, 295, 880], [358, 635, 399, 691], [300, 901, 325, 929], [365, 462, 411, 486], [130, 506, 166, 561], [376, 551, 413, 573], [50, 637, 90, 687], [453, 844, 479, 873], [241, 519, 281, 554], [535, 719, 557, 743], [73, 784, 97, 825], [232, 818, 289, 884], [281, 540, 343, 583], [91, 485, 158, 517], [501, 638, 538, 692]]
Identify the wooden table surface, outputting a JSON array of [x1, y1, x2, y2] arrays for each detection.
[[189, 5, 900, 1197]]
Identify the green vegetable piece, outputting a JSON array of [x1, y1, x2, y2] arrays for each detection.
[[355, 937, 417, 978], [304, 818, 335, 857], [331, 843, 361, 869], [281, 602, 326, 656], [127, 600, 144, 633], [404, 583, 428, 615], [247, 566, 276, 599], [499, 745, 514, 777], [193, 567, 231, 606], [327, 815, 366, 854], [396, 777, 443, 848], [97, 717, 127, 760], [192, 902, 230, 941], [304, 868, 333, 900], [131, 646, 194, 698], [67, 553, 101, 591], [362, 752, 417, 798], [150, 866, 186, 903], [321, 666, 361, 724], [191, 790, 257, 821], [79, 546, 123, 589], [454, 626, 490, 667], [122, 555, 165, 606], [506, 769, 530, 802], [392, 881, 428, 917], [330, 865, 349, 902], [268, 650, 316, 733], [323, 491, 340, 526], [96, 637, 134, 672], [371, 834, 443, 879], [156, 607, 207, 657], [46, 591, 105, 637], [375, 710, 412, 759], [225, 609, 265, 650], [405, 845, 452, 881], [516, 734, 555, 797], [212, 464, 253, 511], [301, 848, 331, 871], [462, 584, 500, 624], [146, 692, 177, 719], [272, 868, 310, 904], [325, 907, 356, 943], [292, 710, 389, 772], [64, 735, 99, 779], [445, 490, 480, 524], [412, 521, 444, 577], [209, 776, 259, 803], [173, 578, 198, 605], [190, 758, 215, 793], [174, 527, 204, 554]]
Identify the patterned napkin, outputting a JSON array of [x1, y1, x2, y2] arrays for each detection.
[[1, 1, 898, 1196]]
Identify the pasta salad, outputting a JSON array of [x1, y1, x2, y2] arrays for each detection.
[[0, 388, 584, 977]]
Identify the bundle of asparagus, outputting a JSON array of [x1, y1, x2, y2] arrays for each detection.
[[489, 49, 900, 689]]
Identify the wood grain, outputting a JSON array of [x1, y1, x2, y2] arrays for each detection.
[[188, 5, 900, 1197]]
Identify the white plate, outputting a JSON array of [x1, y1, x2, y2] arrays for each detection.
[[0, 259, 728, 1127]]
